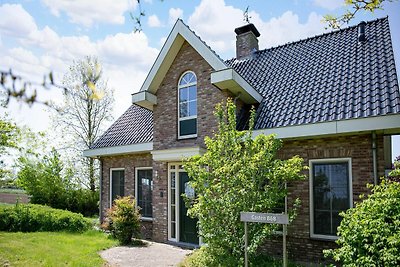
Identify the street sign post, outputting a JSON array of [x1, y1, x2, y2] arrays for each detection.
[[240, 211, 289, 267]]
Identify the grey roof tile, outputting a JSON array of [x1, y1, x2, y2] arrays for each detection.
[[90, 104, 153, 149], [226, 17, 400, 129]]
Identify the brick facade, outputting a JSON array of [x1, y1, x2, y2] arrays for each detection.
[[98, 39, 389, 263], [261, 133, 385, 262]]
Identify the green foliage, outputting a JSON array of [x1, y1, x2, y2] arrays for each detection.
[[17, 149, 99, 216], [389, 156, 400, 178], [179, 246, 302, 267], [0, 203, 91, 232], [324, 179, 400, 266], [323, 0, 397, 29], [102, 196, 141, 245], [184, 99, 306, 265]]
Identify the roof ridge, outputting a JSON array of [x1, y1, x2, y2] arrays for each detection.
[[226, 16, 388, 62]]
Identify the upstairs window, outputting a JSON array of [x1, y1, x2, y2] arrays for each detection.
[[178, 71, 197, 138]]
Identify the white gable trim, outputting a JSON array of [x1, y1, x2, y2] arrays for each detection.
[[253, 114, 400, 139], [83, 142, 153, 158], [139, 19, 227, 94]]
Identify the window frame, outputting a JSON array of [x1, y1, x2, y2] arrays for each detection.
[[109, 168, 125, 208], [309, 158, 353, 240], [177, 71, 197, 139], [135, 167, 153, 221]]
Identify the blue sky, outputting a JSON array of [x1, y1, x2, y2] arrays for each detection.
[[0, 0, 399, 158]]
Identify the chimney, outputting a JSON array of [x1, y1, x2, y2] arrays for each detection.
[[358, 21, 366, 42], [234, 23, 260, 60]]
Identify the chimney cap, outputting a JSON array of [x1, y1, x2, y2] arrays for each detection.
[[234, 23, 260, 37]]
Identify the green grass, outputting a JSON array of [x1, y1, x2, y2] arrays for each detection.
[[0, 230, 117, 266]]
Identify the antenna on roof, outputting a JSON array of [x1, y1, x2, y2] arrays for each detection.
[[243, 6, 251, 24]]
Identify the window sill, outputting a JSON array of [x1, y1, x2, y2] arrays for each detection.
[[310, 234, 338, 241], [140, 217, 153, 222], [178, 134, 197, 140]]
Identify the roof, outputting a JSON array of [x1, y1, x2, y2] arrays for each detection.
[[226, 17, 400, 129], [89, 17, 400, 152], [90, 104, 153, 149]]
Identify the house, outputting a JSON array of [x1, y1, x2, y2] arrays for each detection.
[[83, 17, 400, 261]]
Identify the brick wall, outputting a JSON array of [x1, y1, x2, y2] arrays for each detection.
[[100, 153, 153, 238], [152, 41, 238, 151], [261, 133, 385, 262]]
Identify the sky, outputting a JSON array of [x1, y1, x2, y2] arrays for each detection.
[[0, 0, 399, 159]]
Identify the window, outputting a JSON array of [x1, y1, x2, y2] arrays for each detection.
[[178, 71, 197, 138], [136, 168, 153, 219], [110, 169, 125, 206], [310, 158, 352, 239]]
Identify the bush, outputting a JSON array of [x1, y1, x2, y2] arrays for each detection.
[[17, 150, 99, 216], [324, 179, 400, 266], [102, 196, 141, 245], [0, 203, 91, 232]]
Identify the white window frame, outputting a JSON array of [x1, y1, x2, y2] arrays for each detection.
[[135, 167, 153, 221], [309, 158, 353, 240], [109, 168, 125, 208], [177, 71, 197, 139]]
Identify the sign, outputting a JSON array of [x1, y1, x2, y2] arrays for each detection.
[[240, 212, 289, 225]]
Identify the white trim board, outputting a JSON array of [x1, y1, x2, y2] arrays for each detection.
[[139, 19, 227, 95], [83, 142, 153, 158], [152, 147, 206, 161], [211, 68, 263, 104], [253, 114, 400, 140]]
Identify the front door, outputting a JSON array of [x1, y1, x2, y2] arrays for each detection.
[[179, 172, 198, 244]]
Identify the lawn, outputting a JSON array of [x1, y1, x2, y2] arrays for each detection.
[[0, 230, 117, 266]]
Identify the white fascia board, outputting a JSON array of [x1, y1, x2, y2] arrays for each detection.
[[139, 19, 226, 94], [253, 114, 400, 139], [211, 68, 263, 104], [152, 146, 206, 161], [131, 91, 157, 110], [83, 142, 153, 158]]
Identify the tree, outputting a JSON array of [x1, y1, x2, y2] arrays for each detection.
[[184, 100, 306, 265], [55, 56, 113, 192], [324, 177, 400, 266], [323, 0, 397, 29]]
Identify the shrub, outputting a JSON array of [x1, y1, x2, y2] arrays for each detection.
[[0, 203, 91, 232], [17, 150, 99, 216], [102, 196, 141, 245], [324, 179, 400, 266]]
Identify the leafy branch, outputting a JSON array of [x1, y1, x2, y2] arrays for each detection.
[[323, 0, 396, 29]]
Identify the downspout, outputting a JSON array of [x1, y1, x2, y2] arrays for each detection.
[[233, 93, 241, 117], [372, 132, 378, 185]]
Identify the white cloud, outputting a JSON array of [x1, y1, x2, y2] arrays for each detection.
[[148, 14, 162, 27], [313, 0, 343, 10], [188, 0, 327, 58], [0, 4, 37, 38], [169, 8, 183, 25], [41, 0, 136, 27]]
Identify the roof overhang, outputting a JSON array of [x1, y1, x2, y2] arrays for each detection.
[[211, 68, 263, 104], [253, 114, 400, 140], [138, 19, 227, 95], [151, 146, 206, 161], [132, 91, 157, 110], [83, 142, 153, 158]]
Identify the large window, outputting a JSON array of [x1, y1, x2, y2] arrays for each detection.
[[136, 168, 153, 219], [310, 158, 352, 239], [178, 71, 197, 138], [110, 169, 125, 206]]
